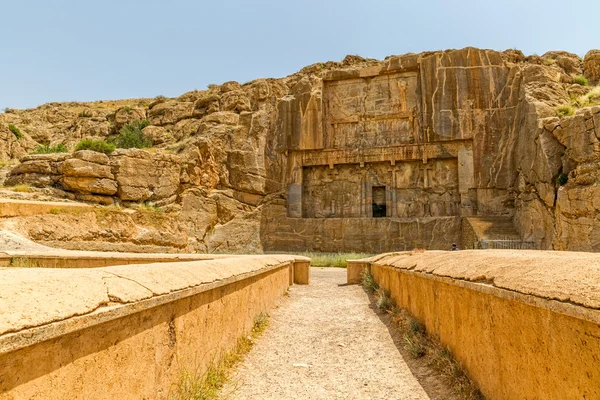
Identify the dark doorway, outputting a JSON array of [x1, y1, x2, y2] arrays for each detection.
[[372, 186, 386, 218]]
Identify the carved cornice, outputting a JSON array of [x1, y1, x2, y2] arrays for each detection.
[[295, 140, 472, 167]]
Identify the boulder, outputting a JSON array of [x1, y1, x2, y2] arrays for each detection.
[[584, 50, 600, 85], [220, 90, 251, 113], [142, 125, 170, 145], [202, 111, 239, 126], [61, 176, 118, 195], [552, 113, 599, 162], [72, 150, 109, 164], [549, 51, 582, 75], [219, 81, 242, 93], [5, 173, 61, 188], [110, 149, 181, 201], [60, 158, 113, 179], [148, 101, 194, 125], [114, 107, 147, 128]]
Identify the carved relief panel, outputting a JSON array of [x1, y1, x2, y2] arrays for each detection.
[[323, 72, 420, 149]]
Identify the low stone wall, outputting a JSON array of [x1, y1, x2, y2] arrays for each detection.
[[0, 255, 308, 399], [0, 250, 232, 268], [348, 251, 600, 400]]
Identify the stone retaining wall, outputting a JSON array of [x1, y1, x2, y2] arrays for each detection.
[[0, 255, 309, 399], [348, 250, 600, 400]]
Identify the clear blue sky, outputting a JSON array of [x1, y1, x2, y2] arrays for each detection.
[[1, 0, 599, 110]]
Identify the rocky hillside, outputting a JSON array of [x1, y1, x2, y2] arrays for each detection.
[[1, 48, 600, 253]]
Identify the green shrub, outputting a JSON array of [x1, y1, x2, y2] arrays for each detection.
[[78, 110, 92, 118], [556, 105, 575, 117], [573, 75, 589, 86], [11, 184, 31, 192], [113, 120, 152, 149], [75, 139, 116, 154], [8, 124, 22, 140], [31, 144, 69, 154]]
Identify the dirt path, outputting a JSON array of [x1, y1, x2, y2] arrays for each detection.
[[221, 268, 430, 400]]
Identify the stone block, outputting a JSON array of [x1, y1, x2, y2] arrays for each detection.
[[346, 261, 367, 284], [293, 261, 310, 285]]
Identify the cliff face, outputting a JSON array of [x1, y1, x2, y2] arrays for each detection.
[[1, 47, 600, 253]]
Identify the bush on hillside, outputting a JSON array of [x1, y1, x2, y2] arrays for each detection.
[[573, 75, 589, 86], [31, 144, 69, 154], [8, 124, 22, 140], [113, 120, 152, 149], [74, 139, 116, 154]]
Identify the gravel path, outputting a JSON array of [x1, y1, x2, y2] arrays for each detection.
[[222, 268, 430, 400]]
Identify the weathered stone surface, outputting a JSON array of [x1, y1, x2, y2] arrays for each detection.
[[141, 125, 169, 145], [148, 100, 194, 125], [110, 149, 181, 201], [114, 107, 147, 128], [60, 159, 113, 179], [4, 173, 61, 188], [221, 90, 251, 113], [202, 111, 239, 126], [10, 160, 57, 176], [3, 47, 600, 253], [71, 150, 109, 165], [367, 251, 600, 400], [61, 176, 118, 195], [584, 50, 600, 85], [0, 254, 296, 400], [5, 154, 67, 187]]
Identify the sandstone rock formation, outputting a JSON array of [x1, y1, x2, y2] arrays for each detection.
[[2, 47, 600, 253], [7, 149, 181, 206]]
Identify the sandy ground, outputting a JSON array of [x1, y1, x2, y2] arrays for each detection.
[[222, 268, 430, 400]]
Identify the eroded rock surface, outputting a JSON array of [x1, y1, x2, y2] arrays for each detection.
[[2, 47, 600, 253]]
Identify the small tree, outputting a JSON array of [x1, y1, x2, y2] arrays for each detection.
[[114, 120, 153, 149]]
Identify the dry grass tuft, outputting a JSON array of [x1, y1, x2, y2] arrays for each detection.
[[389, 309, 484, 400], [556, 104, 575, 117], [171, 313, 269, 400], [576, 86, 600, 108], [557, 85, 600, 117], [361, 267, 379, 294], [375, 288, 392, 311], [11, 184, 32, 193]]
